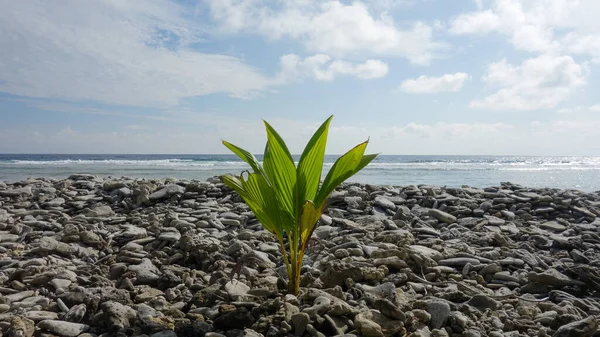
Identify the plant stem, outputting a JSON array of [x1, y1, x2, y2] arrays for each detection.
[[288, 259, 300, 295]]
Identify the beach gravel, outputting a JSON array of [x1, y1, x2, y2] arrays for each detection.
[[0, 175, 599, 336]]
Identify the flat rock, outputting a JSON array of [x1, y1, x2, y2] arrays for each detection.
[[0, 186, 33, 197], [37, 320, 89, 337], [83, 205, 114, 217], [552, 316, 597, 337], [25, 310, 59, 321], [374, 197, 397, 211], [149, 184, 185, 200], [128, 258, 161, 284], [428, 209, 456, 224], [527, 268, 574, 287], [438, 258, 480, 267], [408, 245, 443, 262], [539, 221, 567, 232], [484, 215, 505, 226]]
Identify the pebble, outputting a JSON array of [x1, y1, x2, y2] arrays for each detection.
[[426, 301, 451, 329], [0, 177, 597, 337], [37, 320, 89, 337]]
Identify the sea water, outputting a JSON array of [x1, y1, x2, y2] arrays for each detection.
[[1, 154, 599, 192]]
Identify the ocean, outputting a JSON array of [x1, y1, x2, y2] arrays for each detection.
[[1, 154, 599, 192]]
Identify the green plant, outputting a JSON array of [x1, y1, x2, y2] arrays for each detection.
[[221, 115, 377, 295]]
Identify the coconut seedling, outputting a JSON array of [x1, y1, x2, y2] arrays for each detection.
[[221, 115, 377, 295]]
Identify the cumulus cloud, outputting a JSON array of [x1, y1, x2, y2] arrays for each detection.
[[398, 73, 469, 93], [448, 0, 600, 58], [557, 107, 583, 114], [278, 54, 388, 82], [0, 0, 278, 106], [0, 1, 394, 107], [589, 104, 600, 112], [470, 55, 588, 110], [204, 0, 447, 64], [449, 10, 502, 35]]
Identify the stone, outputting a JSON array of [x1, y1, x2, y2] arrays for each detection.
[[409, 245, 443, 262], [37, 320, 89, 337], [426, 301, 451, 329], [135, 288, 164, 303], [158, 229, 181, 242], [291, 312, 309, 336], [428, 209, 457, 224], [9, 316, 35, 337], [63, 304, 86, 323], [213, 307, 255, 331], [128, 258, 161, 284], [539, 221, 567, 232], [319, 261, 364, 288], [438, 258, 480, 267], [149, 184, 185, 200], [484, 215, 505, 226], [466, 294, 500, 311], [151, 331, 178, 337], [354, 313, 384, 337], [374, 197, 397, 211], [225, 281, 250, 300], [374, 230, 414, 245], [528, 268, 574, 287], [0, 186, 32, 197], [303, 296, 331, 316], [24, 311, 59, 321], [552, 316, 597, 337], [84, 205, 114, 217], [44, 197, 65, 207]]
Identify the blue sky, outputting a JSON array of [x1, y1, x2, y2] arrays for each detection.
[[1, 0, 599, 155]]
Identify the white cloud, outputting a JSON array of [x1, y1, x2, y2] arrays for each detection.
[[204, 0, 446, 64], [57, 127, 77, 137], [278, 54, 388, 81], [449, 0, 600, 57], [562, 33, 600, 62], [589, 104, 600, 112], [449, 10, 501, 35], [557, 106, 583, 114], [557, 105, 600, 114], [399, 73, 469, 93], [0, 0, 276, 106], [470, 55, 588, 110]]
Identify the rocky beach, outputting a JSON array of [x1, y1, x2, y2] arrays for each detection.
[[0, 175, 599, 337]]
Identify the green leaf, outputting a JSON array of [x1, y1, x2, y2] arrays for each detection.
[[221, 174, 247, 198], [296, 115, 332, 214], [223, 172, 280, 239], [222, 140, 266, 178], [262, 120, 297, 220], [298, 200, 321, 247], [237, 173, 276, 234], [314, 140, 371, 208], [356, 153, 379, 172]]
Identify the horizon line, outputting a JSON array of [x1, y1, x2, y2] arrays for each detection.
[[0, 153, 598, 157]]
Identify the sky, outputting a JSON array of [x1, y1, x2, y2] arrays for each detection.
[[0, 0, 599, 155]]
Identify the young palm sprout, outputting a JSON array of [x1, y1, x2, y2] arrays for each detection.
[[221, 115, 377, 295]]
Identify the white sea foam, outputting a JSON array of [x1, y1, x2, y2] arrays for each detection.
[[5, 157, 600, 171], [1, 155, 599, 191]]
